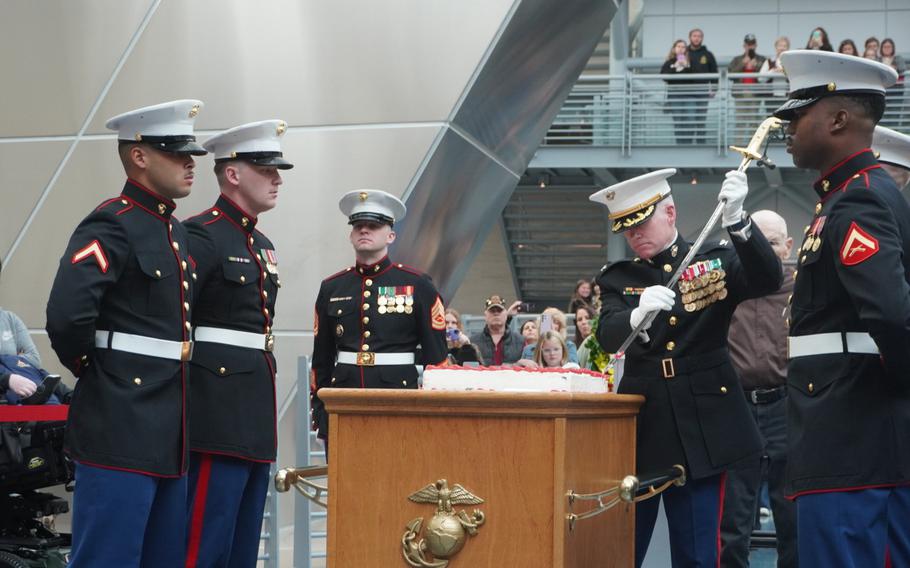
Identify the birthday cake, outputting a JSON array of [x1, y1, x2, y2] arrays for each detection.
[[421, 365, 610, 393]]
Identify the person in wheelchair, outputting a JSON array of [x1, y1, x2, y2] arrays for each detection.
[[0, 355, 69, 406]]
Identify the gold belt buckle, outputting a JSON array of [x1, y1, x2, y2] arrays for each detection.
[[264, 333, 275, 352], [180, 341, 194, 362], [357, 351, 376, 366], [661, 358, 675, 379]]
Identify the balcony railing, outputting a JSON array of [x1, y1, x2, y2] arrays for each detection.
[[544, 71, 909, 152]]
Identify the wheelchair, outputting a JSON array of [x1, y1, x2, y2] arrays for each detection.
[[0, 407, 73, 568]]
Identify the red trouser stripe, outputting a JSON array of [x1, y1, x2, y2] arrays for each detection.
[[185, 454, 214, 568], [716, 471, 727, 568]]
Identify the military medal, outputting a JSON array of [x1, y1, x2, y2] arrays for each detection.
[[405, 305, 413, 314], [811, 237, 821, 252], [396, 304, 405, 313], [260, 248, 279, 275], [378, 305, 387, 314]]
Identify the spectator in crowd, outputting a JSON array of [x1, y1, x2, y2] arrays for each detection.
[[661, 39, 694, 144], [0, 262, 40, 367], [567, 278, 594, 313], [838, 39, 858, 56], [720, 210, 797, 568], [520, 319, 539, 346], [758, 36, 791, 102], [805, 27, 833, 51], [880, 38, 906, 122], [728, 34, 767, 141], [864, 36, 881, 60], [469, 295, 524, 365], [519, 307, 578, 363], [686, 28, 718, 144], [0, 259, 68, 406], [534, 331, 580, 369], [590, 280, 602, 312], [445, 308, 483, 365], [573, 305, 595, 347]]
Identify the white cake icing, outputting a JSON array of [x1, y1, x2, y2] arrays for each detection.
[[422, 365, 609, 393]]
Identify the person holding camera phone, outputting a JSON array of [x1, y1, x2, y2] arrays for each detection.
[[661, 39, 695, 144], [444, 308, 483, 365], [728, 34, 768, 140]]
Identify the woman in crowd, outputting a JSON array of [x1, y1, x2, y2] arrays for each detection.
[[880, 38, 906, 125], [444, 308, 483, 365], [805, 27, 833, 51], [573, 305, 595, 347], [520, 319, 539, 347], [0, 258, 42, 400], [567, 279, 594, 314], [759, 36, 790, 100], [519, 307, 578, 363], [660, 39, 694, 144], [533, 331, 580, 370], [589, 280, 602, 312], [838, 39, 858, 56]]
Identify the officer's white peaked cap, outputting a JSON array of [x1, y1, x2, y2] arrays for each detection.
[[339, 190, 407, 227], [105, 99, 206, 155], [204, 120, 293, 169], [590, 168, 676, 233], [774, 50, 897, 119], [873, 125, 910, 171]]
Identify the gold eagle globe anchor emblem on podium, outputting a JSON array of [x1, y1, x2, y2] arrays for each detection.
[[401, 479, 486, 567]]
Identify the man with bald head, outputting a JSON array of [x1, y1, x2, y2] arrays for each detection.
[[720, 210, 797, 568]]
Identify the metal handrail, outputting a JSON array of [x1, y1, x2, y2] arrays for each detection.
[[544, 71, 910, 148]]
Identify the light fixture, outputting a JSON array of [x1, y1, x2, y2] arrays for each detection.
[[538, 173, 549, 189], [690, 174, 698, 185]]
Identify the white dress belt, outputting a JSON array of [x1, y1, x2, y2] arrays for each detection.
[[337, 351, 415, 366], [194, 326, 274, 352], [94, 330, 193, 362], [788, 332, 879, 359]]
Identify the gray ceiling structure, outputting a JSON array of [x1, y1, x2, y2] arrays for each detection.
[[393, 0, 619, 301]]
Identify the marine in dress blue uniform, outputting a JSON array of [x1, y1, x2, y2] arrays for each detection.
[[775, 50, 910, 568], [182, 120, 292, 568], [45, 100, 206, 567], [591, 169, 782, 567], [310, 190, 448, 448], [873, 124, 910, 191]]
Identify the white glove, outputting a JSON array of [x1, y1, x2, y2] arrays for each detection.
[[630, 286, 676, 331], [9, 374, 37, 398], [719, 170, 748, 227]]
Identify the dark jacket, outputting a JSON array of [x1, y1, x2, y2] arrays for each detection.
[[727, 269, 793, 390], [597, 228, 782, 480], [184, 195, 280, 462], [786, 149, 910, 496], [685, 45, 718, 85], [470, 326, 525, 366], [310, 256, 448, 438], [46, 180, 193, 477]]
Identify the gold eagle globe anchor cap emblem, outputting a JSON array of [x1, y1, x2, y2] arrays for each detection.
[[402, 479, 485, 568]]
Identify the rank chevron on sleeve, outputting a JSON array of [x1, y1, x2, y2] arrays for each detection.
[[840, 222, 879, 266], [71, 240, 110, 273]]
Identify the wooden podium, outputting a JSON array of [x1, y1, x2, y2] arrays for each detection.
[[318, 388, 643, 567]]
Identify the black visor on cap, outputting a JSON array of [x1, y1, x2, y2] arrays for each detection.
[[349, 211, 394, 227], [215, 151, 294, 170], [773, 97, 819, 119], [131, 135, 207, 156]]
